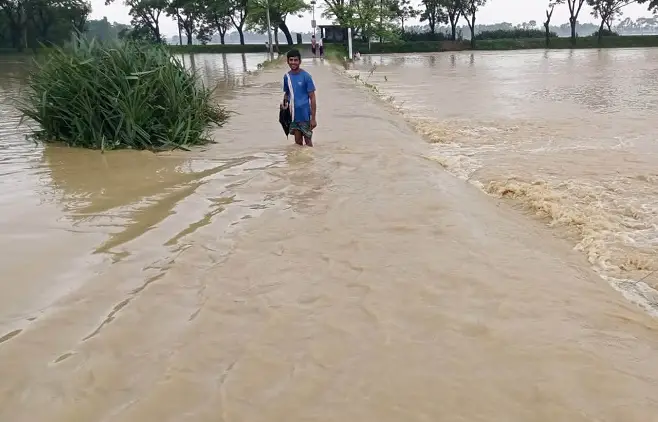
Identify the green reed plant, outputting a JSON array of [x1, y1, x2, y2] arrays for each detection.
[[18, 35, 229, 151]]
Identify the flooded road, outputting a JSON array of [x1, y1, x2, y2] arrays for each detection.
[[2, 51, 658, 420], [352, 48, 658, 313]]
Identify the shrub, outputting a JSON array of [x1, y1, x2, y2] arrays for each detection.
[[18, 35, 229, 151], [592, 29, 620, 37], [476, 28, 556, 40], [400, 31, 448, 42]]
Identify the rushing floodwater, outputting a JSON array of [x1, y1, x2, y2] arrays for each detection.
[[2, 50, 658, 421], [351, 48, 658, 311]]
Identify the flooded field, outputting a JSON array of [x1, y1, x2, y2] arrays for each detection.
[[351, 48, 658, 312], [2, 50, 658, 421]]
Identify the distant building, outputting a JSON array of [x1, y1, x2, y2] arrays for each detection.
[[318, 25, 348, 43]]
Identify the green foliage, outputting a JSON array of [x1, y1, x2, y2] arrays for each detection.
[[400, 30, 447, 41], [349, 34, 658, 53], [321, 0, 401, 42], [587, 0, 635, 35], [246, 0, 308, 44], [127, 0, 169, 43], [475, 28, 555, 40], [390, 0, 416, 30], [167, 42, 268, 52], [18, 35, 229, 151], [419, 0, 447, 34], [0, 0, 91, 50], [323, 42, 349, 64], [119, 22, 166, 43], [469, 34, 658, 50], [85, 17, 132, 41], [200, 0, 231, 43], [168, 0, 205, 45], [353, 39, 458, 53], [636, 0, 658, 12], [593, 28, 619, 36]]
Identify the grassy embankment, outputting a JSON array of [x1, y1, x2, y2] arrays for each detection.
[[162, 34, 658, 58], [349, 34, 658, 54], [17, 36, 229, 151], [0, 43, 297, 56], [166, 43, 304, 54], [4, 34, 658, 56]]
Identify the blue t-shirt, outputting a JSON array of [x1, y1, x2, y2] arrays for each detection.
[[282, 70, 316, 123]]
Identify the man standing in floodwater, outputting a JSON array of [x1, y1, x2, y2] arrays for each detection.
[[281, 49, 317, 147], [311, 35, 317, 57]]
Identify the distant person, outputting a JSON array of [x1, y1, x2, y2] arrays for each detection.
[[281, 49, 317, 147], [311, 35, 317, 57], [318, 38, 324, 58]]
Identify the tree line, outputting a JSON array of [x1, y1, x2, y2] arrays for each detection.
[[401, 16, 658, 42], [0, 0, 90, 50], [3, 0, 658, 51], [322, 0, 658, 47], [107, 0, 309, 46]]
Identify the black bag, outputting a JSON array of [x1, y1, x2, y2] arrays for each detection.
[[279, 72, 293, 137], [279, 104, 292, 137]]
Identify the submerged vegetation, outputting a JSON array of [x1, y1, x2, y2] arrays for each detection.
[[18, 35, 229, 151]]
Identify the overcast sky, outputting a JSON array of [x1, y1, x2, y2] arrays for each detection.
[[92, 0, 655, 38]]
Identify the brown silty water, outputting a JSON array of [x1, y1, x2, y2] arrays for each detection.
[[1, 51, 658, 421], [351, 48, 658, 313]]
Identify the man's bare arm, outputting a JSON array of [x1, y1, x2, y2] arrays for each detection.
[[309, 91, 316, 120]]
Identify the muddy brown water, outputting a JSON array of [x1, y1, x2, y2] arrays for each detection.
[[351, 49, 658, 313], [1, 50, 658, 421]]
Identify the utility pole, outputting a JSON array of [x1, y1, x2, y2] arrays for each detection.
[[310, 0, 316, 36], [265, 0, 274, 58]]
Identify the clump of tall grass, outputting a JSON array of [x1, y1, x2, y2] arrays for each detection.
[[18, 35, 229, 151]]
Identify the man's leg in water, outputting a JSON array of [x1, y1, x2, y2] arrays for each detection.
[[290, 123, 313, 146], [293, 129, 304, 146]]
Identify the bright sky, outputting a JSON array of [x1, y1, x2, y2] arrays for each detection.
[[92, 0, 655, 37]]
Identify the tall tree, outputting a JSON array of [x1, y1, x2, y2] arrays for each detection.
[[458, 0, 486, 48], [554, 0, 586, 44], [167, 0, 202, 44], [0, 0, 28, 50], [322, 0, 352, 27], [442, 0, 460, 40], [353, 0, 379, 41], [587, 0, 636, 41], [247, 0, 307, 45], [64, 0, 90, 32], [419, 0, 446, 35], [228, 0, 249, 44], [105, 0, 167, 43], [391, 0, 416, 32], [544, 2, 555, 46], [0, 0, 90, 49], [85, 17, 131, 40], [201, 0, 231, 44]]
